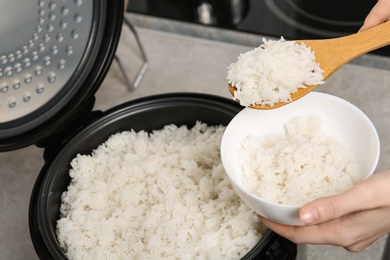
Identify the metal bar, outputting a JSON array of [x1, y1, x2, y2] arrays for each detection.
[[115, 15, 148, 91]]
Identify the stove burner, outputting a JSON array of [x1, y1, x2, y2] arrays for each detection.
[[265, 0, 365, 38], [287, 0, 361, 26]]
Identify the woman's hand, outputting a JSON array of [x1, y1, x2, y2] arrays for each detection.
[[258, 169, 390, 252], [257, 0, 390, 252], [360, 0, 390, 31]]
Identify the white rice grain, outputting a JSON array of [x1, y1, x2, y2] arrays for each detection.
[[227, 37, 324, 107], [238, 115, 360, 206], [57, 122, 263, 260]]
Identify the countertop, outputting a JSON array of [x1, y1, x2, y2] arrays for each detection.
[[1, 13, 389, 259]]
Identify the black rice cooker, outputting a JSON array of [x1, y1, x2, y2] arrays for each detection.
[[0, 0, 304, 259]]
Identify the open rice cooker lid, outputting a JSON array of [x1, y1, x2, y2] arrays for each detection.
[[0, 0, 124, 151]]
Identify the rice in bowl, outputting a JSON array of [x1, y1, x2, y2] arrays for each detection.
[[57, 122, 263, 259], [238, 115, 360, 206]]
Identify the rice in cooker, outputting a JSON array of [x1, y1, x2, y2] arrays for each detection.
[[57, 122, 263, 260], [227, 37, 324, 107], [238, 115, 360, 206]]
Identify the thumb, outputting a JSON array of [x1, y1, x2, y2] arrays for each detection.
[[299, 171, 390, 225], [359, 0, 390, 31], [359, 16, 387, 32], [298, 195, 342, 225]]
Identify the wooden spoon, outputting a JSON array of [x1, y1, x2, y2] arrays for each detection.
[[229, 21, 390, 110]]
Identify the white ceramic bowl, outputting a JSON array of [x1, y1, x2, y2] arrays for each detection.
[[221, 92, 380, 226]]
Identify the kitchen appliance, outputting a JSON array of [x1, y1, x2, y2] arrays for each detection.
[[28, 93, 306, 259], [0, 0, 305, 259], [127, 0, 390, 57]]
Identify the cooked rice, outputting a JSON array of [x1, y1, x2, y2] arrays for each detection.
[[238, 115, 360, 206], [57, 122, 263, 260], [227, 37, 324, 107]]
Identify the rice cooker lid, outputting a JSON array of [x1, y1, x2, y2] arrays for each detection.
[[0, 0, 124, 151]]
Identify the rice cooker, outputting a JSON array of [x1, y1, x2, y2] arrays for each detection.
[[0, 0, 306, 259]]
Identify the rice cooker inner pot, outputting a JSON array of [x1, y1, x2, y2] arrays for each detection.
[[29, 93, 300, 259]]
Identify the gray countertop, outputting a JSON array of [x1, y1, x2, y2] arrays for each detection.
[[1, 13, 389, 259]]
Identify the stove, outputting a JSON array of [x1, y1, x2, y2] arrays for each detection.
[[127, 0, 390, 57]]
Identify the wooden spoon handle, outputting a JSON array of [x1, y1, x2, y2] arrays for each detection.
[[298, 21, 390, 79]]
